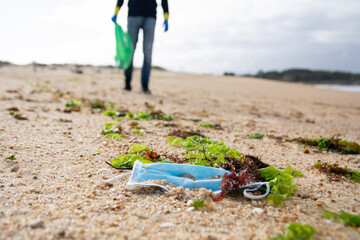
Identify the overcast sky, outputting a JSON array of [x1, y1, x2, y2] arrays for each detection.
[[1, 0, 359, 75]]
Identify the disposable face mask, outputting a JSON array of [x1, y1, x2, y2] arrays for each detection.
[[97, 160, 270, 200]]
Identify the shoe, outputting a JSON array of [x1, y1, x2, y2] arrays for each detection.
[[125, 78, 131, 91], [142, 89, 151, 95]]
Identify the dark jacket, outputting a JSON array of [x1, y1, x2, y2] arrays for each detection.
[[116, 0, 169, 18]]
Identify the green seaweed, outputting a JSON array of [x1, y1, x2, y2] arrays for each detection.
[[125, 110, 173, 121], [249, 133, 265, 139], [297, 137, 360, 154], [6, 155, 16, 160], [166, 135, 242, 167], [322, 210, 360, 228], [101, 122, 125, 141], [269, 222, 317, 240], [65, 99, 82, 108], [192, 199, 204, 208], [200, 123, 214, 128], [128, 144, 148, 154], [314, 160, 360, 183], [133, 129, 144, 135], [261, 166, 302, 205]]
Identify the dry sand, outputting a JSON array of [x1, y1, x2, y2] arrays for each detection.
[[0, 65, 359, 240]]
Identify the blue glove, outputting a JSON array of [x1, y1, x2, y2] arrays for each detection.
[[111, 14, 117, 23], [163, 20, 169, 32]]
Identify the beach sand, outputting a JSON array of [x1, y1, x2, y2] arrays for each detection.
[[0, 65, 359, 239]]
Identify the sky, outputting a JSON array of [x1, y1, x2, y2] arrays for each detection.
[[0, 0, 360, 75]]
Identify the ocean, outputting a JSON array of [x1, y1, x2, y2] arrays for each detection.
[[314, 84, 360, 93]]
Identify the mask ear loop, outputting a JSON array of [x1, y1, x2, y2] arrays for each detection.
[[243, 182, 270, 200], [97, 168, 131, 188]]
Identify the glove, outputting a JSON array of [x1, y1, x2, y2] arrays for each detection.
[[163, 20, 169, 32], [111, 14, 117, 23]]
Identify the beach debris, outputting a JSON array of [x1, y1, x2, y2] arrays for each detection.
[[5, 155, 16, 160], [268, 222, 317, 240], [101, 122, 125, 141], [64, 99, 81, 112], [6, 107, 19, 112], [314, 160, 360, 183], [322, 209, 360, 228], [59, 118, 72, 123], [167, 129, 205, 139], [129, 121, 139, 129], [13, 112, 28, 120], [249, 133, 265, 139], [304, 146, 310, 154]]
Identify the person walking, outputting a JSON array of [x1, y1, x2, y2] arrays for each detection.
[[112, 0, 169, 94]]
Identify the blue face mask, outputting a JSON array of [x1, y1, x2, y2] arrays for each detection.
[[97, 160, 270, 199]]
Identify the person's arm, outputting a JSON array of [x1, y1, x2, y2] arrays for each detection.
[[161, 0, 169, 32], [112, 0, 124, 23]]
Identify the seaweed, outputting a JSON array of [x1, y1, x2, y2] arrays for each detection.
[[268, 222, 317, 240], [214, 158, 265, 202], [5, 155, 16, 160], [200, 123, 214, 128], [126, 110, 173, 121], [109, 145, 173, 168], [167, 129, 205, 139], [322, 209, 360, 228], [249, 133, 265, 139], [296, 137, 360, 154], [101, 122, 125, 141], [260, 166, 301, 205], [133, 129, 144, 135], [270, 135, 360, 154], [314, 161, 360, 183]]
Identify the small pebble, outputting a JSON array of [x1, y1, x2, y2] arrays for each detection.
[[160, 222, 177, 228], [187, 207, 195, 212], [251, 208, 264, 214], [30, 220, 45, 229], [251, 200, 258, 207], [315, 200, 324, 207]]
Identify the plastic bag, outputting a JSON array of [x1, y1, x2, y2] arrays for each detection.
[[114, 23, 133, 69]]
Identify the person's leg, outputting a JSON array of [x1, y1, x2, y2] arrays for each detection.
[[124, 17, 142, 90], [141, 17, 156, 93]]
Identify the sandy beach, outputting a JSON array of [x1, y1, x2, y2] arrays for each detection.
[[0, 64, 359, 240]]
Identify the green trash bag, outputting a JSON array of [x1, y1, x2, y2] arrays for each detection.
[[114, 23, 133, 69]]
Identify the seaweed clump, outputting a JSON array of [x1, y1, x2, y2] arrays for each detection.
[[314, 161, 360, 183], [296, 138, 360, 154]]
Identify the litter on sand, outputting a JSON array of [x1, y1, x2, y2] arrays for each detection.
[[97, 160, 270, 200]]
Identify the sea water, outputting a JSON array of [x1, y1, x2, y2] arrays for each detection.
[[314, 84, 360, 93]]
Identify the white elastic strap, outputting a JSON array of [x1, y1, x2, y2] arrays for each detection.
[[97, 168, 131, 188], [243, 182, 270, 200]]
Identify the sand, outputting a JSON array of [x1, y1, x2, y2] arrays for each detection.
[[0, 64, 359, 240]]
